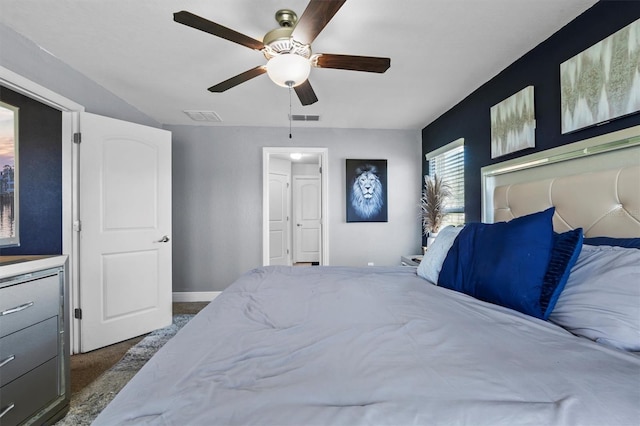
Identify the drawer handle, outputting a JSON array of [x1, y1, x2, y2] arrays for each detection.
[[0, 301, 34, 316], [0, 355, 15, 368], [0, 403, 15, 419]]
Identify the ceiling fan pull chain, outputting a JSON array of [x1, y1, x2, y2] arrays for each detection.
[[288, 81, 293, 139]]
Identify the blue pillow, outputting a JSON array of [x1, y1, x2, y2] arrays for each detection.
[[540, 229, 583, 320], [438, 208, 555, 319], [583, 237, 640, 249]]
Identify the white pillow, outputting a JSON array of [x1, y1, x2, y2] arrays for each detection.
[[417, 226, 463, 284], [549, 245, 640, 351]]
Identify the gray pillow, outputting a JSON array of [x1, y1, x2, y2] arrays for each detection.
[[549, 245, 640, 351], [417, 226, 462, 284]]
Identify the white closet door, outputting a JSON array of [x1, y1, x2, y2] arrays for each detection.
[[269, 172, 290, 265], [293, 176, 321, 263]]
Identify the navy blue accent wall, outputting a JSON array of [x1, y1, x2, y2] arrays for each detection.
[[0, 87, 62, 255], [422, 1, 640, 225]]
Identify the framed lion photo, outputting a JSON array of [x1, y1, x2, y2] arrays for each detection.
[[346, 159, 388, 223]]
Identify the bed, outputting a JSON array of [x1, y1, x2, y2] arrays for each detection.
[[94, 128, 640, 426]]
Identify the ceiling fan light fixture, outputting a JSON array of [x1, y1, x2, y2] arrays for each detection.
[[266, 53, 311, 88]]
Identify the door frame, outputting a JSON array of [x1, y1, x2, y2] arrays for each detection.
[[262, 147, 329, 266], [0, 66, 83, 353]]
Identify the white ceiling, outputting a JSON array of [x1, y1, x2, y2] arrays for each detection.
[[0, 0, 597, 130]]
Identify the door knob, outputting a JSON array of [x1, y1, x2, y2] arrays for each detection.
[[155, 235, 170, 243], [297, 224, 302, 227]]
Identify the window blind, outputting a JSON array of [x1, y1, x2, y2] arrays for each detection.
[[427, 142, 464, 226]]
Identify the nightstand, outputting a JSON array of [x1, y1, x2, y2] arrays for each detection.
[[401, 255, 423, 267]]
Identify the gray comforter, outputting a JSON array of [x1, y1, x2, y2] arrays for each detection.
[[94, 266, 640, 425]]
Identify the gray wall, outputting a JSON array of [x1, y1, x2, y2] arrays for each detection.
[[1, 21, 423, 294], [168, 125, 422, 292], [0, 22, 159, 127]]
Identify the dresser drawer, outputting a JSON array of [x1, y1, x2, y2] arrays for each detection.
[[0, 357, 58, 426], [0, 274, 59, 338], [0, 316, 58, 387]]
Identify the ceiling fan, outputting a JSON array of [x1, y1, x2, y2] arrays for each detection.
[[173, 0, 391, 106]]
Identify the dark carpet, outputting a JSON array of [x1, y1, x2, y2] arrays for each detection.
[[55, 314, 194, 425]]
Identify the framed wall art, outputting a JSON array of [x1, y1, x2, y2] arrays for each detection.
[[490, 86, 535, 159], [0, 99, 19, 247], [561, 18, 640, 134], [346, 159, 388, 223]]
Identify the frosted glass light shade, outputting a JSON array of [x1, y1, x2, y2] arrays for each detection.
[[266, 54, 311, 87]]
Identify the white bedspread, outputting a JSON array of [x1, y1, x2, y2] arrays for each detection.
[[94, 266, 640, 425]]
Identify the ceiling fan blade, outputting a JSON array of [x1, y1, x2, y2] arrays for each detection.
[[208, 66, 267, 92], [174, 11, 264, 51], [291, 0, 347, 45], [294, 80, 319, 106], [314, 54, 391, 73]]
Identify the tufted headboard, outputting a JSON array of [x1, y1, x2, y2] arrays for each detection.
[[493, 165, 639, 237], [482, 125, 640, 238]]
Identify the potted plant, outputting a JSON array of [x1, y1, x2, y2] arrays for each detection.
[[421, 173, 451, 246]]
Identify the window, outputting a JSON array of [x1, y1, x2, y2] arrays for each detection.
[[425, 138, 464, 227]]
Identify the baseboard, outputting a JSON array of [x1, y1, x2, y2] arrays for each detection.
[[172, 291, 221, 302]]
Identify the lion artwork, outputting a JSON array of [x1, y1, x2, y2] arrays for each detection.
[[350, 164, 384, 219]]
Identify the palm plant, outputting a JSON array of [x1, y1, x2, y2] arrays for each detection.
[[421, 174, 452, 236]]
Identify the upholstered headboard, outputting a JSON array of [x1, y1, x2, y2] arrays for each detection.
[[493, 165, 639, 237], [482, 125, 640, 238]]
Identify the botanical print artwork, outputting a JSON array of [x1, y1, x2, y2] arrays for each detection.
[[346, 159, 388, 223], [0, 101, 17, 244], [490, 86, 535, 159], [561, 18, 640, 134]]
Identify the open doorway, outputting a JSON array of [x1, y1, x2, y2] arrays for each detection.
[[1, 66, 84, 353], [262, 147, 329, 266]]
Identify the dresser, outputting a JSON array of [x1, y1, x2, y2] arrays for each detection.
[[0, 256, 69, 426]]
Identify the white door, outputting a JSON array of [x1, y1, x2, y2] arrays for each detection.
[[269, 172, 290, 265], [79, 112, 172, 352], [293, 176, 321, 263]]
